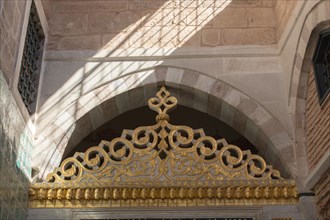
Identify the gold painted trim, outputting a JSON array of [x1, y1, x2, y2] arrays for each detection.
[[30, 185, 297, 201], [30, 86, 298, 208]]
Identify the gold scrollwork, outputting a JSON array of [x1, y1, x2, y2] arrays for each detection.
[[30, 86, 297, 207], [148, 86, 177, 121]]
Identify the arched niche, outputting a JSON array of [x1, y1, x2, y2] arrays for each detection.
[[289, 0, 330, 183], [30, 86, 298, 213], [34, 66, 293, 180]]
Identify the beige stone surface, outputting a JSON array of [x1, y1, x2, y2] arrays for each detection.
[[41, 0, 287, 50], [58, 35, 102, 50], [201, 29, 221, 46], [181, 29, 201, 47], [50, 13, 88, 35], [129, 0, 167, 10], [213, 7, 247, 28], [143, 9, 183, 27], [229, 0, 264, 8], [263, 0, 275, 8], [274, 0, 298, 40], [223, 57, 281, 74], [222, 28, 276, 45], [47, 0, 129, 13], [247, 8, 276, 27], [101, 33, 130, 49], [185, 7, 215, 28], [88, 11, 140, 34]]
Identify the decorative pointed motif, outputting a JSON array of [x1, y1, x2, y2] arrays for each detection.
[[29, 86, 297, 208]]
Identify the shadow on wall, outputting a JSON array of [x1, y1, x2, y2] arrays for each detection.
[[34, 0, 233, 168], [37, 0, 232, 118], [33, 0, 293, 180]]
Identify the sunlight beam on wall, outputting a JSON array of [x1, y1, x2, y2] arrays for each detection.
[[34, 1, 232, 172]]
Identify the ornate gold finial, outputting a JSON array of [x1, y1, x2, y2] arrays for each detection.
[[148, 86, 177, 122], [29, 87, 298, 208]]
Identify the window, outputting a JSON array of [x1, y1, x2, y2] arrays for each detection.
[[312, 30, 330, 104], [17, 1, 44, 115]]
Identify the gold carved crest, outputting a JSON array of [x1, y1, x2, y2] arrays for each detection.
[[29, 87, 297, 208]]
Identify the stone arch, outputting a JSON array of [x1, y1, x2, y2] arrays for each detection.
[[35, 66, 293, 181], [290, 0, 330, 184]]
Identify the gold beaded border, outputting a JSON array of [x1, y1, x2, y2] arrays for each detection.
[[29, 185, 298, 208]]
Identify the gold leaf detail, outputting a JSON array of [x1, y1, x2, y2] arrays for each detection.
[[30, 86, 297, 207]]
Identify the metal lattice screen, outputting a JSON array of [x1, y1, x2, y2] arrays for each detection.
[[313, 31, 330, 104], [18, 1, 44, 114]]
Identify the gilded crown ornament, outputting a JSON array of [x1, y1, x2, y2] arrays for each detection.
[[29, 86, 298, 208]]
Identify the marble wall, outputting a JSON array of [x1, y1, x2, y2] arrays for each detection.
[[0, 71, 33, 220], [0, 0, 37, 219], [27, 206, 305, 220]]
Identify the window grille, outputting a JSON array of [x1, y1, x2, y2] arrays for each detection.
[[17, 1, 44, 114], [312, 30, 330, 104]]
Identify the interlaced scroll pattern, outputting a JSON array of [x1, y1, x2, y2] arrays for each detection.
[[45, 86, 282, 184], [30, 86, 297, 206]]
